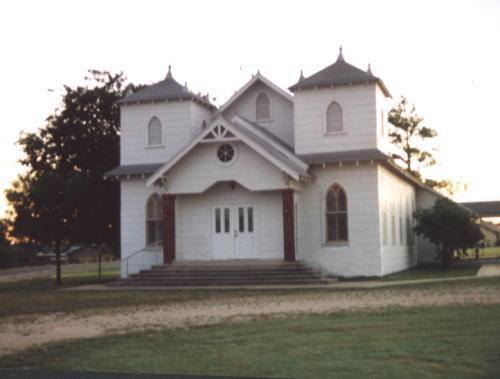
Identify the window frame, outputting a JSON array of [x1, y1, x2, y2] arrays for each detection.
[[145, 193, 164, 248], [214, 143, 238, 167], [325, 101, 345, 135], [324, 183, 349, 245], [255, 92, 271, 121], [146, 117, 164, 148]]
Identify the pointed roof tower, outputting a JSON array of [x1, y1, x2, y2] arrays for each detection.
[[117, 65, 216, 109], [289, 47, 391, 97], [337, 46, 345, 62], [165, 65, 173, 79]]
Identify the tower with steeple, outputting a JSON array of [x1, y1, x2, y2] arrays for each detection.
[[117, 66, 216, 166], [289, 47, 391, 156]]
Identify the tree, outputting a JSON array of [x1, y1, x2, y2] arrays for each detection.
[[414, 198, 483, 267], [0, 220, 11, 268], [388, 97, 462, 194], [5, 70, 133, 285], [388, 96, 437, 177], [0, 220, 7, 247]]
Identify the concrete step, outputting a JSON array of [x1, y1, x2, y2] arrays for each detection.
[[113, 261, 328, 287], [137, 268, 317, 277], [118, 278, 330, 287]]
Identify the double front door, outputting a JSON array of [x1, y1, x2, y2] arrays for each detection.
[[211, 205, 257, 259]]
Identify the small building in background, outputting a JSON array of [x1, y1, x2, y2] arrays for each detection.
[[479, 222, 500, 247], [64, 244, 115, 264]]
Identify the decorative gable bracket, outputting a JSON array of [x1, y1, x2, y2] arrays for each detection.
[[200, 125, 237, 143]]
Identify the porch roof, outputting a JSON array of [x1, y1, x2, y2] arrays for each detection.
[[104, 163, 163, 179]]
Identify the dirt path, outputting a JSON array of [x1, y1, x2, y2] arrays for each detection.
[[1, 282, 499, 357]]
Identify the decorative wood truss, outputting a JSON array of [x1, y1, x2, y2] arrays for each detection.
[[200, 125, 238, 142]]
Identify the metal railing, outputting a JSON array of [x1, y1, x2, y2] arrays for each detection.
[[121, 248, 163, 277]]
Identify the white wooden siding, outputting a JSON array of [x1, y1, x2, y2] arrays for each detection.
[[297, 163, 382, 277], [223, 81, 294, 147], [120, 101, 213, 165], [293, 84, 378, 155], [165, 141, 288, 194], [377, 165, 418, 275], [120, 178, 164, 277], [375, 85, 391, 153]]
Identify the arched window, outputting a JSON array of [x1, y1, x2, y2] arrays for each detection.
[[325, 184, 348, 242], [256, 92, 270, 120], [148, 117, 162, 146], [146, 193, 163, 246], [326, 101, 343, 133]]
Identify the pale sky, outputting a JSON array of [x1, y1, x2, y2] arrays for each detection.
[[1, 0, 499, 216]]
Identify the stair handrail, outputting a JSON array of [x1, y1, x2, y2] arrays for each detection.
[[121, 247, 162, 277]]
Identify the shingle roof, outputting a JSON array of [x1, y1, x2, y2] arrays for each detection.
[[289, 48, 391, 97], [460, 201, 500, 217], [230, 118, 309, 177], [104, 163, 163, 178], [117, 67, 216, 110], [236, 116, 294, 152]]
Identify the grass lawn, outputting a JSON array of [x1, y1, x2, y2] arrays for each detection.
[[58, 261, 120, 279], [465, 246, 500, 260], [379, 263, 479, 281], [1, 305, 499, 378], [343, 263, 480, 282]]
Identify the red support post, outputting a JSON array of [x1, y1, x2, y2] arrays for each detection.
[[162, 194, 176, 264], [282, 189, 296, 262]]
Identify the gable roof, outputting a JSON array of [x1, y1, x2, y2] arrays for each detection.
[[289, 48, 391, 97], [146, 115, 309, 187], [236, 116, 294, 151], [219, 72, 293, 113], [230, 116, 308, 174], [117, 66, 216, 110]]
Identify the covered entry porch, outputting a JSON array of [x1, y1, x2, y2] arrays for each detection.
[[161, 181, 296, 264]]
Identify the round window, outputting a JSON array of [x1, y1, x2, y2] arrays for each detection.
[[217, 144, 235, 164]]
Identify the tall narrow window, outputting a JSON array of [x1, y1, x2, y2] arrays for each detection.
[[326, 101, 343, 133], [146, 194, 163, 246], [391, 202, 396, 245], [256, 92, 270, 120], [380, 109, 385, 136], [148, 117, 162, 146], [382, 203, 388, 245], [325, 184, 348, 242]]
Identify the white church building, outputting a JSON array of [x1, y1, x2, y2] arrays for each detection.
[[106, 49, 439, 279]]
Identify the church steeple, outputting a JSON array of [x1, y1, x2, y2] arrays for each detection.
[[336, 46, 345, 62], [165, 65, 173, 80]]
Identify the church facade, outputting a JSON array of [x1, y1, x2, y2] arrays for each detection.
[[106, 49, 439, 278]]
